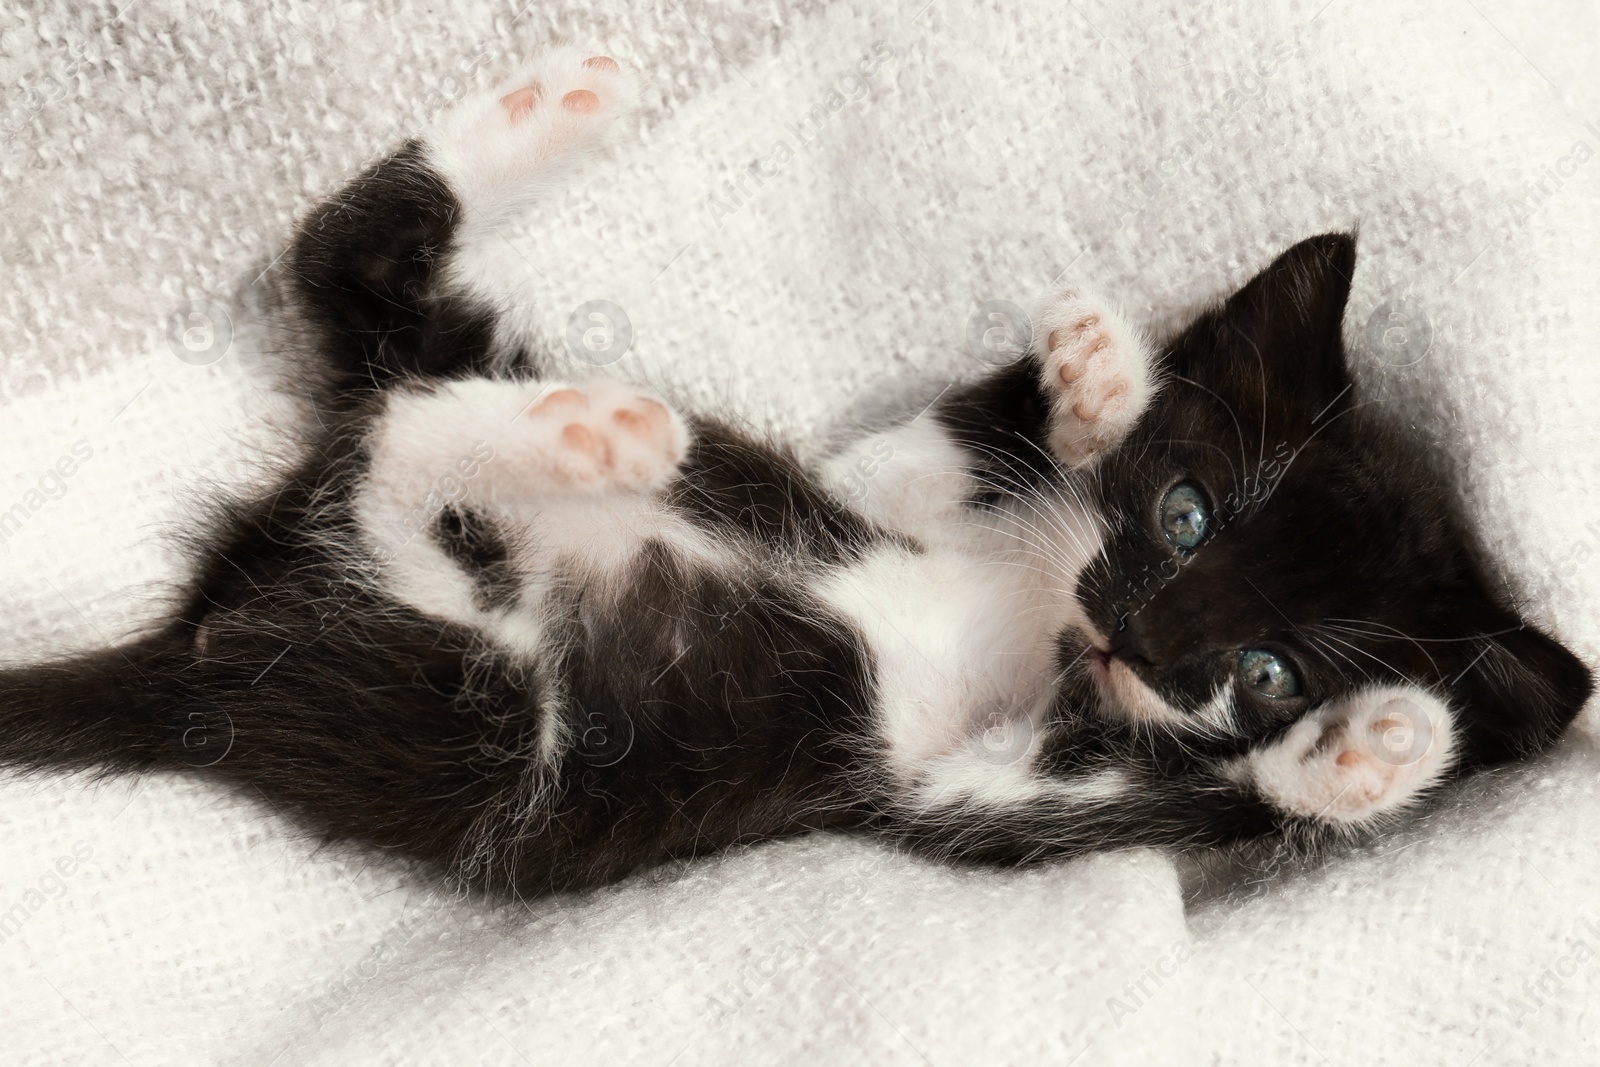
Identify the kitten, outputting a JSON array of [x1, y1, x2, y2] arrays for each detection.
[[0, 50, 1589, 896]]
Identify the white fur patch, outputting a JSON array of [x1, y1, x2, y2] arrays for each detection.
[[1098, 655, 1191, 727], [353, 377, 728, 651], [1087, 649, 1238, 737], [815, 543, 1047, 779], [822, 417, 977, 542], [814, 481, 1104, 790], [912, 753, 1136, 813]]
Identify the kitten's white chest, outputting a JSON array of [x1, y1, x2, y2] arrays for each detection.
[[813, 498, 1101, 784]]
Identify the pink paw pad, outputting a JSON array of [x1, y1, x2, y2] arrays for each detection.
[[562, 90, 600, 113], [560, 422, 610, 471], [1048, 323, 1128, 425], [519, 384, 685, 491], [1249, 689, 1455, 824], [498, 57, 620, 122], [529, 388, 589, 415], [1034, 289, 1150, 466], [500, 85, 541, 122]]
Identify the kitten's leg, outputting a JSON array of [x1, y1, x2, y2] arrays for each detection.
[[356, 376, 697, 640], [363, 373, 901, 637], [427, 49, 637, 247], [893, 686, 1459, 863], [350, 373, 884, 892], [932, 287, 1158, 481], [827, 287, 1156, 539], [1031, 288, 1158, 468], [286, 51, 634, 396]]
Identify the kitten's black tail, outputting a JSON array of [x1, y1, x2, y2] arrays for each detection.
[[0, 630, 198, 776]]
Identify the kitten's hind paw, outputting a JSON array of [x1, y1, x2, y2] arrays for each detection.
[[495, 53, 627, 126], [429, 48, 638, 225], [513, 380, 689, 494], [1244, 687, 1458, 827], [1035, 288, 1155, 467]]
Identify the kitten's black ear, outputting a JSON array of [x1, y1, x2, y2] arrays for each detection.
[[1443, 601, 1594, 767], [1171, 233, 1358, 436]]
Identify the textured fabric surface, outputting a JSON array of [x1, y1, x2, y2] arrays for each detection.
[[3, 1, 1599, 1064]]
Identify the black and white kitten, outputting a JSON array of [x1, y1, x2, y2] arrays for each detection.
[[1, 51, 1590, 896]]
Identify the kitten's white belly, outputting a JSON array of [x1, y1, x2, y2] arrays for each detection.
[[813, 507, 1100, 786]]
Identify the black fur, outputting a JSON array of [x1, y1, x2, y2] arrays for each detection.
[[668, 416, 891, 564], [1075, 234, 1591, 772], [932, 357, 1061, 499], [0, 132, 1590, 899], [286, 139, 508, 404], [889, 235, 1593, 864]]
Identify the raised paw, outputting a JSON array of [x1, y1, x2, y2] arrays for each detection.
[[1033, 288, 1155, 467], [515, 380, 688, 493], [431, 48, 638, 223], [1244, 686, 1458, 826], [497, 54, 624, 124]]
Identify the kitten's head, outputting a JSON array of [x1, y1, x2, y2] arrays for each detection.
[[1069, 234, 1592, 773]]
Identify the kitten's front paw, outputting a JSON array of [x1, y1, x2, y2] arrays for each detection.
[[513, 381, 689, 493], [1035, 289, 1155, 467], [431, 49, 637, 218], [1245, 687, 1458, 826]]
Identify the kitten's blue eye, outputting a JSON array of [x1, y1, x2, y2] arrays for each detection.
[[1237, 649, 1302, 699], [1159, 482, 1211, 552]]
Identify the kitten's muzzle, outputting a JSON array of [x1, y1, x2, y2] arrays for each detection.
[[1107, 614, 1162, 669]]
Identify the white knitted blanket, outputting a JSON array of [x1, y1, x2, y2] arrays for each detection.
[[3, 1, 1599, 1063]]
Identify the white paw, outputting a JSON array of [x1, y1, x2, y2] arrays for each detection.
[[1245, 686, 1458, 826], [1033, 288, 1154, 466], [511, 380, 689, 494], [429, 49, 638, 222]]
